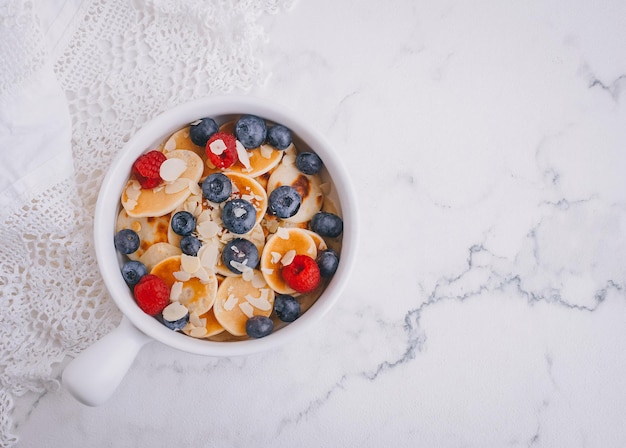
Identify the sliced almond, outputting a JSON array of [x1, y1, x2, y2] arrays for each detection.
[[170, 281, 183, 302], [281, 249, 296, 266], [236, 140, 252, 171], [163, 301, 188, 321], [160, 157, 187, 181], [209, 139, 226, 155], [245, 288, 272, 311], [181, 254, 201, 274]]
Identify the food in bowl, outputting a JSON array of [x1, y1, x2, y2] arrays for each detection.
[[113, 114, 343, 341]]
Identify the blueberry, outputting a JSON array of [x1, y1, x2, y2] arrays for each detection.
[[274, 294, 300, 322], [268, 185, 301, 219], [246, 315, 274, 338], [295, 152, 323, 175], [161, 302, 190, 331], [114, 229, 140, 254], [222, 238, 259, 274], [202, 172, 232, 203], [189, 117, 219, 147], [171, 211, 196, 236], [267, 124, 292, 150], [121, 260, 147, 286], [235, 115, 267, 148], [222, 199, 257, 234], [180, 235, 202, 256], [311, 212, 343, 238], [317, 249, 339, 278], [163, 314, 189, 331]]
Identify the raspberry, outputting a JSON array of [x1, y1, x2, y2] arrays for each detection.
[[206, 132, 238, 169], [133, 274, 170, 316], [281, 255, 321, 294], [132, 150, 167, 189]]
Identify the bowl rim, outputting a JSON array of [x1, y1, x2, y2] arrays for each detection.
[[94, 94, 358, 356]]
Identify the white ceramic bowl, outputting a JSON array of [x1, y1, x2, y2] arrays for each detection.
[[62, 95, 358, 406]]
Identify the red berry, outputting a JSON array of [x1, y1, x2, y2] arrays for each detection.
[[133, 274, 170, 316], [206, 132, 238, 169], [132, 150, 167, 189], [281, 255, 321, 294]]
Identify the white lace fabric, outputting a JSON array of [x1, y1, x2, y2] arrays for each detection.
[[0, 0, 294, 445]]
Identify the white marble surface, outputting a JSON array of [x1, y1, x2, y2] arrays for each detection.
[[12, 0, 626, 446]]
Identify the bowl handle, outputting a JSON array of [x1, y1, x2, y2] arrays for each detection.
[[62, 316, 153, 406]]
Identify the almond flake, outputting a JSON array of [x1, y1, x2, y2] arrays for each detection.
[[233, 207, 247, 218], [230, 260, 249, 273], [183, 195, 202, 215], [210, 207, 222, 221], [164, 137, 177, 152], [181, 254, 201, 274], [245, 289, 271, 311], [173, 270, 191, 282], [261, 267, 274, 275], [197, 220, 220, 239], [224, 294, 238, 311], [198, 243, 219, 269], [260, 144, 274, 159], [195, 267, 211, 283], [197, 209, 213, 223], [160, 158, 187, 182], [281, 249, 296, 266], [129, 179, 141, 190], [165, 178, 189, 194], [124, 199, 137, 210], [307, 246, 316, 256], [170, 281, 183, 302], [241, 194, 255, 202], [238, 302, 254, 318], [188, 180, 201, 195], [190, 326, 208, 338], [276, 227, 290, 240], [242, 268, 254, 282], [271, 251, 282, 264], [209, 139, 227, 155], [262, 218, 280, 234], [190, 119, 202, 126], [236, 140, 251, 170], [189, 312, 203, 326], [163, 301, 188, 321], [125, 185, 141, 202]]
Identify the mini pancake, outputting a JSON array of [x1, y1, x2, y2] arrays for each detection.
[[260, 227, 318, 295], [150, 255, 218, 315], [158, 126, 212, 179], [116, 209, 170, 261], [138, 242, 182, 271], [266, 160, 323, 224], [213, 270, 275, 337], [121, 149, 204, 218], [182, 307, 224, 339], [302, 229, 328, 252]]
